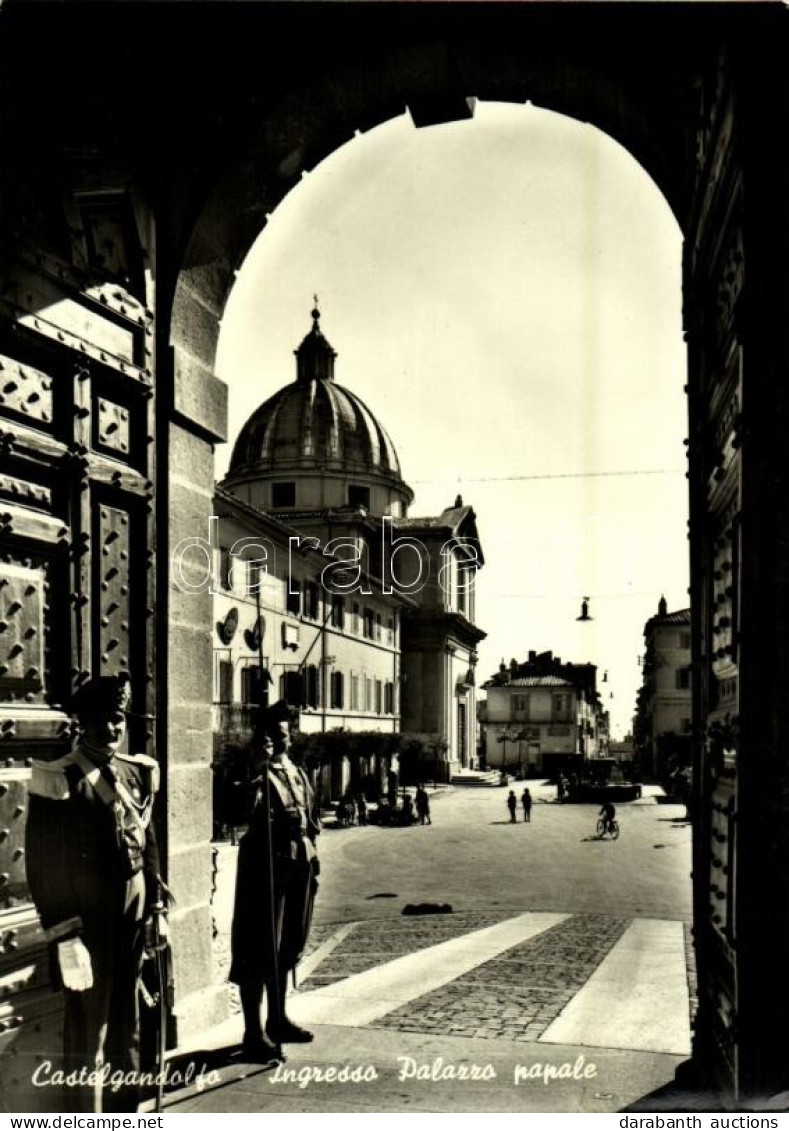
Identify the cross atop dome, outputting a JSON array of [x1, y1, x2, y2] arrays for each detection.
[[295, 297, 336, 382]]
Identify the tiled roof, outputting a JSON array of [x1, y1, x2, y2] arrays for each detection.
[[657, 608, 691, 624], [396, 504, 473, 532], [646, 607, 691, 633], [492, 676, 573, 688]]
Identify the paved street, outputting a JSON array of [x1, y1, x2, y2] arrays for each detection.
[[170, 783, 694, 1113]]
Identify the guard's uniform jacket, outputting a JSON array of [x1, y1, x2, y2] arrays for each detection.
[[26, 747, 160, 1113], [229, 755, 320, 987]]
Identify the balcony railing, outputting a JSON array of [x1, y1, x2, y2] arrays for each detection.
[[214, 702, 257, 735]]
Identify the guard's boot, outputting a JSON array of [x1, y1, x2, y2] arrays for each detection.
[[241, 1033, 283, 1065], [266, 1018, 314, 1044]]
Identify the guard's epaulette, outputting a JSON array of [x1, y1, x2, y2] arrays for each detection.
[[115, 751, 160, 792], [29, 753, 79, 800]]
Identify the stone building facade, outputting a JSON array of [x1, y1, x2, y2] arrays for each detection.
[[480, 652, 606, 775], [634, 598, 693, 778], [397, 501, 486, 777], [211, 487, 407, 804], [217, 310, 485, 785]]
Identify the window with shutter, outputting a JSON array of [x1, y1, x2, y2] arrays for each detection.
[[287, 580, 301, 616]]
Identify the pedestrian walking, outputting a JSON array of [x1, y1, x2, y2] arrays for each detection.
[[229, 701, 320, 1063], [401, 791, 415, 825], [356, 792, 368, 826], [521, 787, 532, 822], [344, 790, 357, 827], [377, 796, 392, 826], [415, 784, 431, 825], [507, 789, 518, 823], [557, 775, 566, 803], [26, 674, 169, 1113]]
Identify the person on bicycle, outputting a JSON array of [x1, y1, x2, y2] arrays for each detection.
[[599, 800, 616, 835]]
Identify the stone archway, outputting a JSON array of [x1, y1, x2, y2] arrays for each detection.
[[167, 8, 789, 1100]]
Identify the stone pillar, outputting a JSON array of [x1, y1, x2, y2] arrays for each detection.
[[161, 275, 229, 1039], [686, 24, 789, 1100], [728, 38, 789, 1100]]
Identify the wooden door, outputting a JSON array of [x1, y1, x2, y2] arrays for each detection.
[[0, 180, 156, 1108]]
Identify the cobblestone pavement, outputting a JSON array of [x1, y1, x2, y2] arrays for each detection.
[[300, 911, 513, 989], [359, 913, 631, 1041], [209, 787, 693, 1038]]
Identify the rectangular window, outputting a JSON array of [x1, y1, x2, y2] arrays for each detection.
[[230, 556, 246, 594], [375, 612, 382, 641], [384, 681, 394, 714], [387, 616, 395, 645], [331, 594, 345, 630], [553, 694, 568, 718], [512, 694, 528, 716], [350, 674, 360, 710], [375, 679, 383, 715], [286, 579, 301, 617], [331, 671, 345, 709], [219, 548, 232, 591], [305, 582, 320, 621], [456, 566, 468, 615], [241, 665, 260, 706], [353, 602, 361, 635], [272, 482, 296, 509], [679, 632, 692, 649], [364, 677, 372, 712], [348, 484, 371, 510], [364, 607, 375, 639], [305, 665, 319, 708], [676, 667, 691, 690], [282, 670, 302, 704], [247, 560, 261, 595], [218, 660, 233, 703]]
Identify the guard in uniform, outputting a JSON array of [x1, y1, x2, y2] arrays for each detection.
[[229, 700, 320, 1063], [25, 674, 165, 1113]]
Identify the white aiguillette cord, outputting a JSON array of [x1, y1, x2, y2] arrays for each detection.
[[73, 749, 152, 836]]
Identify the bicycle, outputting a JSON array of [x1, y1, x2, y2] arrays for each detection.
[[596, 817, 620, 840]]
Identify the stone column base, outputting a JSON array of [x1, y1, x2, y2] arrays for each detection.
[[172, 983, 233, 1047]]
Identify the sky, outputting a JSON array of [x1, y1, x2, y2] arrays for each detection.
[[215, 102, 689, 739]]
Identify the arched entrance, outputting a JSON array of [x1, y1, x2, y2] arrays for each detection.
[[0, 0, 787, 1105]]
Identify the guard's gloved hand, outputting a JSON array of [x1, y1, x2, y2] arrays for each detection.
[[57, 937, 93, 992], [155, 875, 176, 909], [161, 880, 175, 908], [144, 904, 170, 955], [154, 909, 170, 945]]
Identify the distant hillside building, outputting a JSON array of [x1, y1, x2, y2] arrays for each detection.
[[610, 735, 635, 765], [634, 597, 692, 777], [480, 650, 605, 775]]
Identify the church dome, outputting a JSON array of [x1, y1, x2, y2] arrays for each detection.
[[224, 306, 413, 515]]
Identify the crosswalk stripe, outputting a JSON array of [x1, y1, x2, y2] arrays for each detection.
[[538, 918, 691, 1055], [297, 922, 360, 984], [287, 912, 569, 1029]]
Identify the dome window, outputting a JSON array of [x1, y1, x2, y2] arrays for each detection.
[[272, 481, 296, 509], [348, 484, 370, 510]]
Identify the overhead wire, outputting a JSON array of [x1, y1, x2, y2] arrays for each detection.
[[412, 468, 684, 485]]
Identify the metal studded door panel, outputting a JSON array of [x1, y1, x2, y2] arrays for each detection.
[[0, 176, 156, 1107], [686, 43, 745, 1095]]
